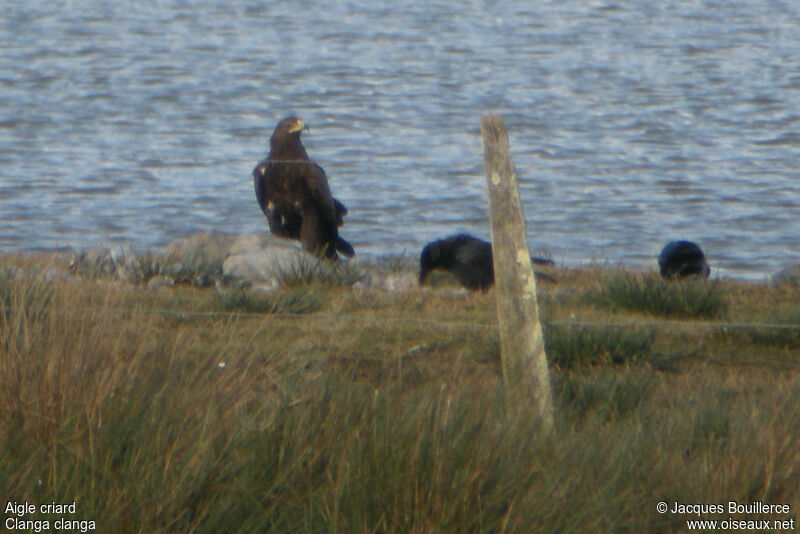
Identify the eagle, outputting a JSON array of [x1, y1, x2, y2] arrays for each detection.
[[253, 117, 354, 259], [419, 233, 555, 291]]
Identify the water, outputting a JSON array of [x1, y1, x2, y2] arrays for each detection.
[[1, 0, 799, 279]]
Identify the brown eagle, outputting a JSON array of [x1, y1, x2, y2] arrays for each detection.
[[253, 117, 354, 259]]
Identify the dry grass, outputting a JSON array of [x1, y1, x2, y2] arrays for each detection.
[[1, 254, 799, 533]]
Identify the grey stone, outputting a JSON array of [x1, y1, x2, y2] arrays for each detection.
[[79, 243, 138, 280], [163, 231, 240, 272], [220, 232, 340, 288], [147, 275, 175, 291], [223, 246, 316, 289], [228, 232, 299, 256], [381, 272, 418, 292], [770, 264, 800, 286], [161, 231, 306, 285], [193, 273, 216, 288], [42, 264, 71, 283]]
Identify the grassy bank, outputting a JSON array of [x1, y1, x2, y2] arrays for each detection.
[[1, 254, 799, 533]]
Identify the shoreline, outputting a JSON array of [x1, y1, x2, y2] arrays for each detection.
[[3, 231, 797, 286]]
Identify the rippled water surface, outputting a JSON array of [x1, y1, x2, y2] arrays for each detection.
[[1, 0, 799, 278]]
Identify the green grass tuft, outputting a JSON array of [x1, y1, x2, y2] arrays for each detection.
[[713, 308, 800, 350], [271, 255, 363, 287], [165, 253, 222, 287], [589, 272, 727, 319], [130, 251, 165, 282], [690, 393, 732, 445], [555, 367, 655, 421], [0, 269, 54, 325], [716, 325, 800, 350], [212, 287, 322, 315], [545, 323, 655, 368]]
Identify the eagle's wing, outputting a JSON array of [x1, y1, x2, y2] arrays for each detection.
[[304, 163, 339, 228], [253, 161, 269, 214]]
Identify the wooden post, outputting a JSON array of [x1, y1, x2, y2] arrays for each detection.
[[481, 114, 554, 433]]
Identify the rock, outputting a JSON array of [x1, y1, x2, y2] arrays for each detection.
[[147, 275, 175, 291], [221, 232, 366, 288], [71, 231, 366, 289], [161, 231, 308, 286], [770, 264, 800, 286], [349, 269, 420, 293], [42, 264, 71, 283], [381, 272, 418, 292], [163, 231, 240, 272], [223, 246, 317, 289], [227, 232, 297, 256], [193, 273, 216, 288], [78, 243, 138, 280], [163, 231, 282, 284], [345, 256, 422, 292]]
